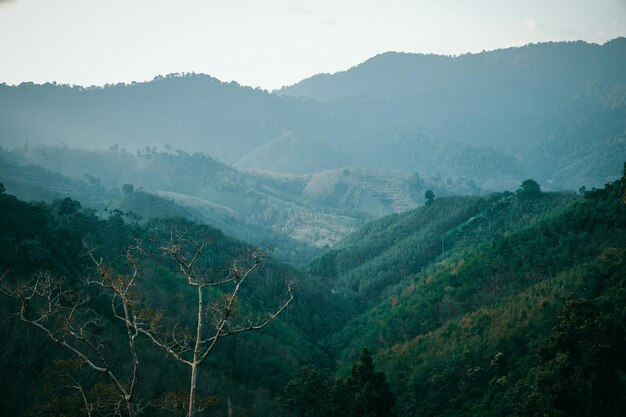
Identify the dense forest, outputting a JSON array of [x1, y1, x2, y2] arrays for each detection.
[[0, 181, 343, 416], [1, 167, 625, 416], [1, 38, 625, 417], [0, 145, 482, 265]]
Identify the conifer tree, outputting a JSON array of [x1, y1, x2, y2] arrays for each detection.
[[346, 348, 396, 417]]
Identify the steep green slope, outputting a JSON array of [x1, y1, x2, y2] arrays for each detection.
[[0, 188, 345, 417], [381, 252, 626, 417], [311, 189, 579, 304], [314, 175, 626, 417]]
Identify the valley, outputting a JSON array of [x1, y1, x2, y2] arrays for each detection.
[[1, 38, 625, 417]]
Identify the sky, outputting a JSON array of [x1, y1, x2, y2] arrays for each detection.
[[0, 0, 625, 91]]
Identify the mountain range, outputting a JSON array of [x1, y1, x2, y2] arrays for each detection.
[[2, 38, 625, 192], [1, 38, 626, 417]]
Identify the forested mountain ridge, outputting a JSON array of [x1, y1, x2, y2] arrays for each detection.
[[0, 74, 297, 162], [309, 174, 626, 417], [279, 38, 626, 103], [1, 171, 625, 416], [0, 146, 477, 264], [309, 190, 579, 304], [1, 36, 626, 417], [2, 39, 625, 190], [278, 38, 626, 189], [0, 185, 346, 416]]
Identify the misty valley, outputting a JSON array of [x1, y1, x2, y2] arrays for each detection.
[[1, 39, 626, 417]]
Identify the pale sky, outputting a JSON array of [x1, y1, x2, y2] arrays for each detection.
[[0, 0, 625, 90]]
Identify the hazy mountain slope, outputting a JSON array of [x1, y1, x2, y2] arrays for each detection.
[[280, 39, 626, 188], [5, 146, 461, 263], [280, 39, 626, 106], [233, 130, 345, 175], [2, 39, 625, 190], [0, 146, 356, 259], [0, 148, 115, 207], [0, 74, 320, 164]]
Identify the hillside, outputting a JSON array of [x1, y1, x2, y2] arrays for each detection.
[[310, 190, 579, 304], [2, 39, 625, 190], [306, 174, 626, 417], [1, 171, 625, 417], [0, 188, 347, 417], [279, 38, 626, 189], [1, 146, 478, 264]]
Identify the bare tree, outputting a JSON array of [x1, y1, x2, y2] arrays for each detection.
[[2, 234, 293, 417], [138, 233, 293, 417], [0, 263, 145, 417]]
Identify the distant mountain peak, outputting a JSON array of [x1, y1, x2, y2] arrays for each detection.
[[278, 38, 625, 102]]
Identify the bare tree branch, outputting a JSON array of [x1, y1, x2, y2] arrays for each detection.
[[2, 262, 141, 416], [146, 233, 293, 417], [2, 233, 293, 417]]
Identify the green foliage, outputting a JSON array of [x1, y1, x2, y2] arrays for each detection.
[[309, 175, 625, 416], [0, 190, 340, 417], [345, 348, 396, 417], [424, 189, 434, 205], [2, 170, 625, 417], [517, 179, 541, 198], [284, 366, 334, 417], [514, 300, 626, 417], [284, 349, 395, 417]]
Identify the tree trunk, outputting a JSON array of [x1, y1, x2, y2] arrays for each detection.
[[188, 362, 198, 417], [188, 285, 204, 417]]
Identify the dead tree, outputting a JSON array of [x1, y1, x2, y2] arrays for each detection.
[[2, 234, 292, 417], [139, 233, 293, 417], [0, 259, 145, 417]]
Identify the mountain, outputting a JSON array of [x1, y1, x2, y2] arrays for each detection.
[[0, 75, 304, 164], [5, 146, 474, 263], [1, 37, 625, 417], [307, 172, 626, 417], [2, 39, 625, 191], [280, 39, 626, 103], [279, 38, 626, 189], [0, 188, 348, 417], [2, 170, 624, 417]]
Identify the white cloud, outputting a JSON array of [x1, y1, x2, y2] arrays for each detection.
[[525, 18, 536, 31]]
